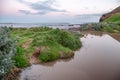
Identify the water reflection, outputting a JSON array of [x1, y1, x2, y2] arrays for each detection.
[[20, 32, 120, 80], [39, 57, 74, 67], [81, 31, 105, 37], [81, 31, 120, 42]]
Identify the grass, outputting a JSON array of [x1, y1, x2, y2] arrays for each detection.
[[80, 22, 120, 33], [12, 47, 29, 68], [10, 27, 82, 66], [39, 48, 59, 62], [103, 26, 114, 33], [104, 13, 120, 25]]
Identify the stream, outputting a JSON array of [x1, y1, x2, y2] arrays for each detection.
[[19, 32, 120, 80]]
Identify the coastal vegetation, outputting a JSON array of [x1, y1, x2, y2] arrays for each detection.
[[0, 27, 82, 79], [11, 27, 81, 65], [0, 27, 16, 80], [79, 6, 120, 33], [80, 22, 120, 33]]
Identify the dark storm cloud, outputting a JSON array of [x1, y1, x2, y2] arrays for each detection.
[[17, 0, 66, 15]]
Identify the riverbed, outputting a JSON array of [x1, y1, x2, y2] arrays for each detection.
[[19, 32, 120, 80]]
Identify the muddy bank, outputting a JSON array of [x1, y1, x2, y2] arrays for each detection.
[[3, 67, 21, 80]]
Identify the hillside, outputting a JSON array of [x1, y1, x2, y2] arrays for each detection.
[[100, 6, 120, 22], [104, 13, 120, 24]]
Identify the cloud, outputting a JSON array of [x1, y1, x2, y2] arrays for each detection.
[[19, 10, 31, 15], [17, 0, 66, 15], [19, 10, 47, 15]]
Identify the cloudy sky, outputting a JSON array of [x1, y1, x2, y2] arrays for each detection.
[[0, 0, 119, 23]]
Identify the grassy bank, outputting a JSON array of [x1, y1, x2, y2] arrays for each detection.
[[10, 27, 82, 68]]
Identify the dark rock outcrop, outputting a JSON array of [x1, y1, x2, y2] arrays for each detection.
[[100, 6, 120, 22]]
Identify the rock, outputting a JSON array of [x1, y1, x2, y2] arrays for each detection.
[[100, 6, 120, 21]]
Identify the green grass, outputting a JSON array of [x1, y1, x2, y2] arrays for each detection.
[[80, 22, 120, 33], [39, 48, 59, 62], [80, 13, 120, 33], [103, 26, 114, 33], [104, 13, 120, 24], [10, 27, 82, 65], [49, 29, 81, 50], [12, 47, 29, 68]]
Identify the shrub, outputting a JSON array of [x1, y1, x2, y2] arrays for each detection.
[[0, 27, 16, 79]]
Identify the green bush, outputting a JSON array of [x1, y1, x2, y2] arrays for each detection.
[[0, 27, 16, 79]]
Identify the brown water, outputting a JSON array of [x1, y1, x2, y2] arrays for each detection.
[[19, 32, 120, 80]]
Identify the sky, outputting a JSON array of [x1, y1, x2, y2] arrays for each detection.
[[0, 0, 119, 23]]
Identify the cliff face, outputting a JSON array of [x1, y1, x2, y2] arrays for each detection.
[[100, 6, 120, 22]]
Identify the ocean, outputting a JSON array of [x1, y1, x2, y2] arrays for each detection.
[[0, 23, 81, 29], [0, 14, 101, 29]]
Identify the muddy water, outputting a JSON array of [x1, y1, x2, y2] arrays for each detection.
[[19, 32, 120, 80]]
